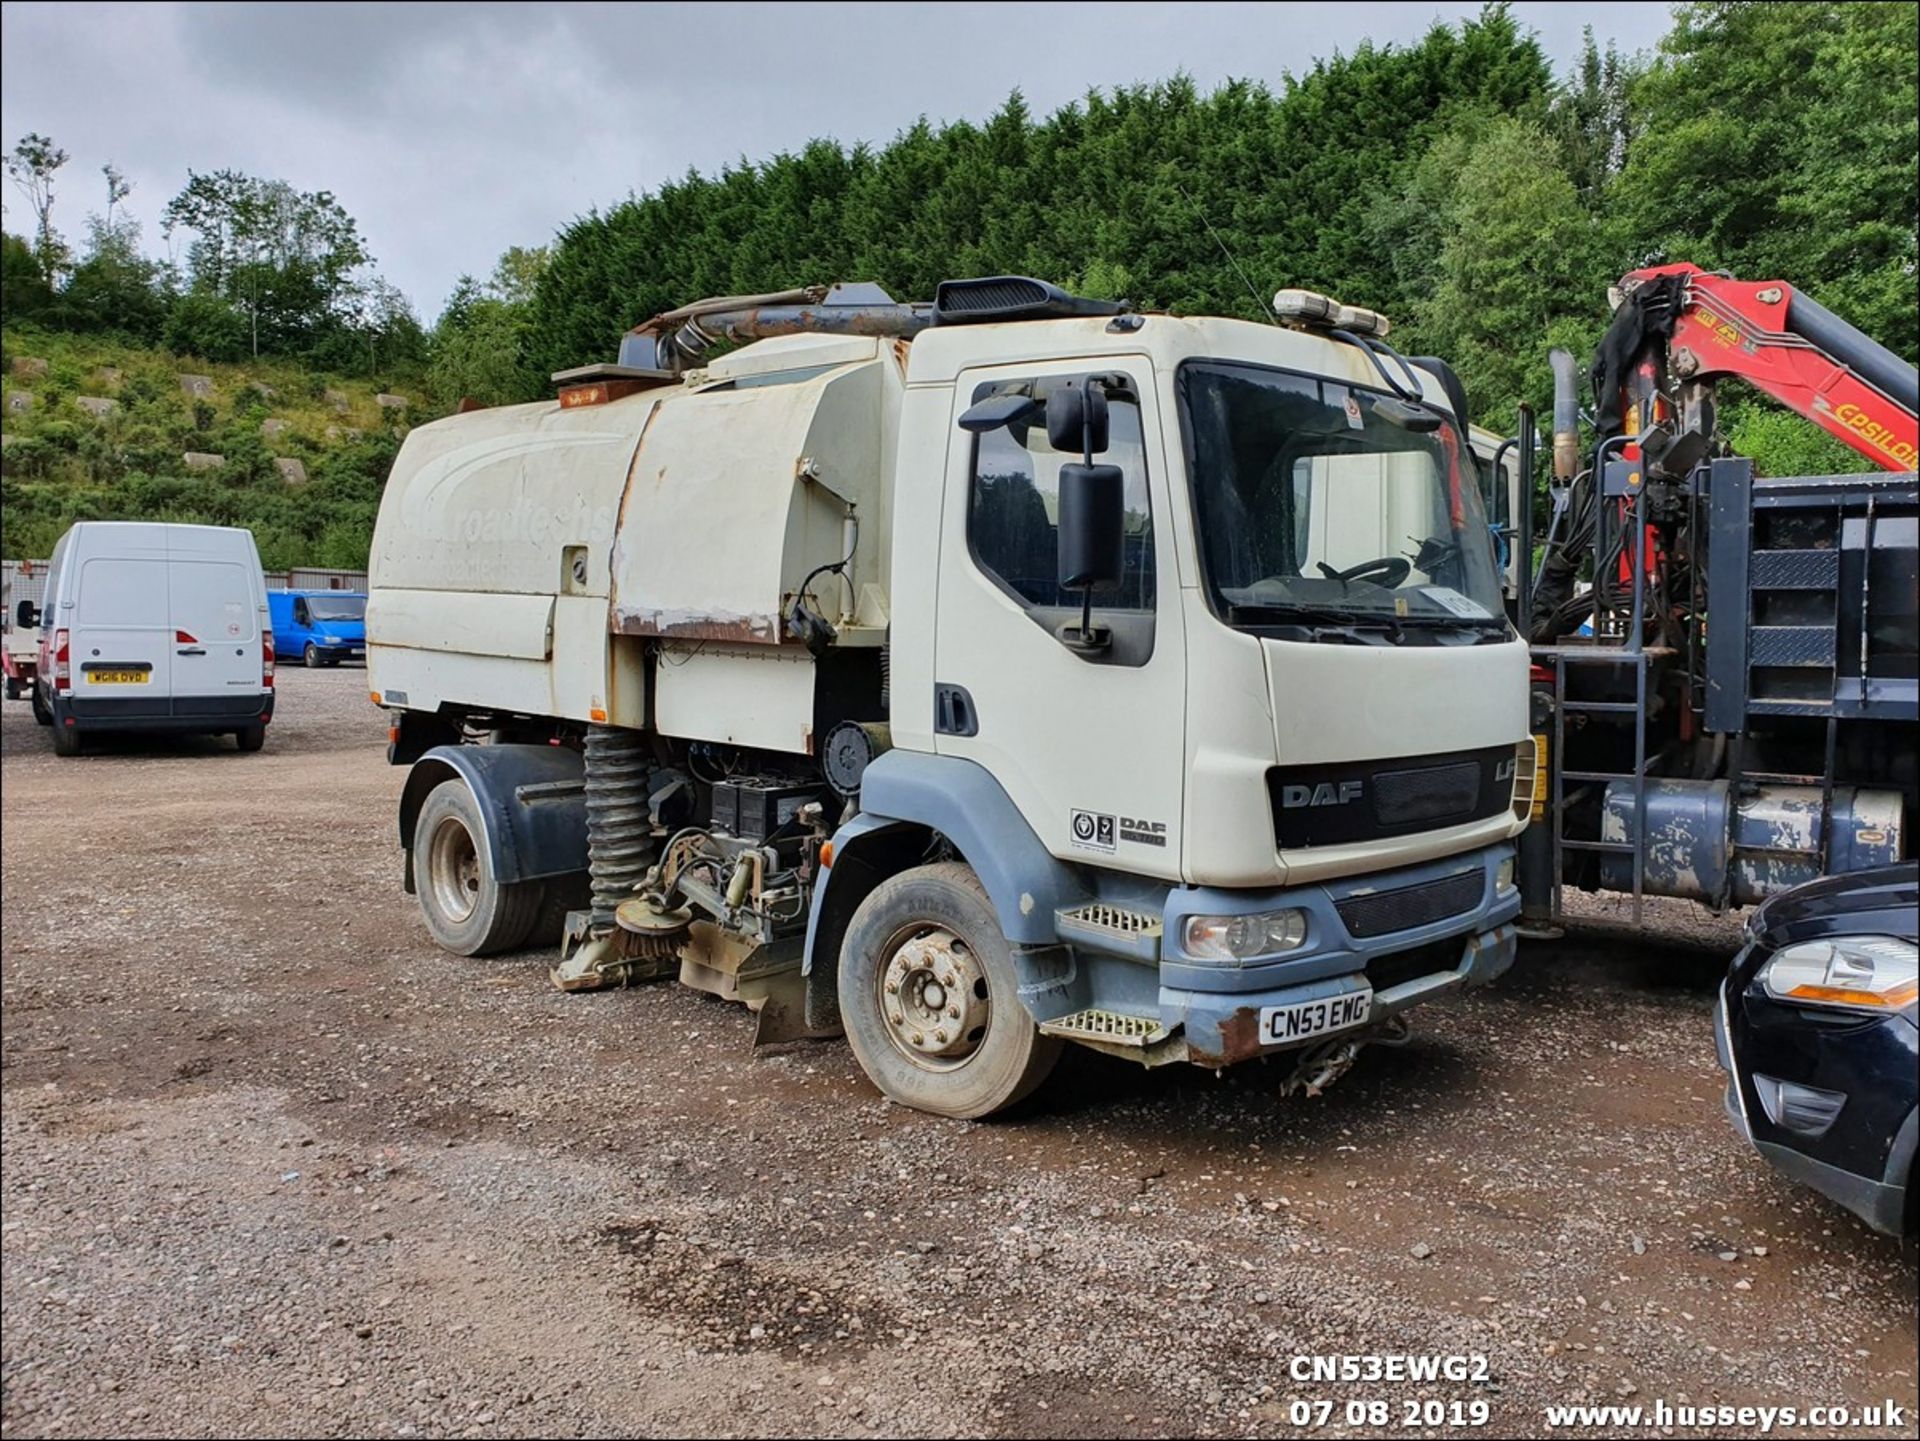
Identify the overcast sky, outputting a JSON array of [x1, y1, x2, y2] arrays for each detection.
[[1, 1, 1676, 323]]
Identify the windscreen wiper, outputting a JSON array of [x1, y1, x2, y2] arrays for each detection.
[[1225, 603, 1414, 642], [1226, 602, 1367, 626], [1392, 611, 1502, 627]]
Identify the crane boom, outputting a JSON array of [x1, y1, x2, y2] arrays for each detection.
[[1614, 262, 1918, 472]]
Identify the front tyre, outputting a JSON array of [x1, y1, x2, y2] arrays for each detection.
[[838, 861, 1061, 1119], [304, 643, 322, 669], [413, 778, 541, 956]]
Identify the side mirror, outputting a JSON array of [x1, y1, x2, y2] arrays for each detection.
[[1058, 462, 1126, 653], [1371, 396, 1442, 433], [958, 393, 1042, 434], [15, 600, 38, 629], [1045, 385, 1109, 454]]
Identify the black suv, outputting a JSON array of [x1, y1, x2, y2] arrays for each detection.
[[1715, 863, 1918, 1237]]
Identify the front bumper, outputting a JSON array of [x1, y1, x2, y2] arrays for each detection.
[[1714, 969, 1917, 1237], [1161, 841, 1521, 1067]]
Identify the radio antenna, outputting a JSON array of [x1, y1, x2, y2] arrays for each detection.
[[1175, 179, 1276, 325]]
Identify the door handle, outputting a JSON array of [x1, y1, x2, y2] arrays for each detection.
[[933, 682, 978, 737], [176, 646, 206, 656]]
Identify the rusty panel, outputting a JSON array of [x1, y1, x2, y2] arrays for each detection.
[[611, 609, 781, 644]]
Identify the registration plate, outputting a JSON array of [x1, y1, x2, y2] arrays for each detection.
[[1259, 988, 1373, 1046], [88, 669, 149, 685]]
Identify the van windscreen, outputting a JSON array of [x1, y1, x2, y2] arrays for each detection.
[[306, 595, 366, 621]]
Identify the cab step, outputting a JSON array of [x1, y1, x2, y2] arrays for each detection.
[[1053, 902, 1162, 962], [1038, 1008, 1170, 1048]]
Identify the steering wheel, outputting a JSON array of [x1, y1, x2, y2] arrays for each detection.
[[1317, 555, 1412, 589]]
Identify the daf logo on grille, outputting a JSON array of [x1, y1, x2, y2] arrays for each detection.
[[1281, 780, 1364, 809]]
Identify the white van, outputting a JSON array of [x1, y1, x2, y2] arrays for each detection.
[[25, 522, 275, 756]]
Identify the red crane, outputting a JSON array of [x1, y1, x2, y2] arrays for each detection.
[[1607, 262, 1918, 473]]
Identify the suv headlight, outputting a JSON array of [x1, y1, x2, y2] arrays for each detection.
[[1182, 909, 1309, 962], [1759, 936, 1918, 1012]]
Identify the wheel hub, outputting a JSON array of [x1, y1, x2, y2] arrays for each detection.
[[428, 816, 481, 923], [881, 925, 989, 1063]]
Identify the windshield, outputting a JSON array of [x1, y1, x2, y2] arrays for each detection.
[[305, 595, 366, 622], [1177, 360, 1507, 634]]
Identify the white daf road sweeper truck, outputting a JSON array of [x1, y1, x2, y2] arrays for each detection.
[[368, 277, 1537, 1117]]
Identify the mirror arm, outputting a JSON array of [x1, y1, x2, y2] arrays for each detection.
[[1057, 618, 1113, 653]]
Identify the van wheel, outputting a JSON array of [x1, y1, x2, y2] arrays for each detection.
[[838, 861, 1062, 1119], [235, 725, 266, 753], [4, 678, 19, 701], [304, 643, 322, 669], [52, 723, 83, 757], [414, 778, 542, 956], [31, 684, 52, 725]]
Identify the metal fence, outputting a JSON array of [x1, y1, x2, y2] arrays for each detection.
[[3, 558, 367, 626]]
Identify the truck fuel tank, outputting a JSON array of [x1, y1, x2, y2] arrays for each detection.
[[1599, 778, 1904, 907]]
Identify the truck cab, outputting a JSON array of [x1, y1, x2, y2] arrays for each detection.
[[369, 278, 1533, 1117]]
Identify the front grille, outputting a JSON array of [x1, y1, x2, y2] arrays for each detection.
[[1335, 870, 1483, 940], [1372, 761, 1481, 826], [1268, 743, 1513, 849]]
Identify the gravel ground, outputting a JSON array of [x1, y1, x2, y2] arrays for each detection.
[[2, 667, 1914, 1439]]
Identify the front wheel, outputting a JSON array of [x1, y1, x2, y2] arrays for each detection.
[[838, 861, 1061, 1119], [413, 778, 542, 955], [304, 642, 322, 669]]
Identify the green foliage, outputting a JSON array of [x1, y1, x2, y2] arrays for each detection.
[[1724, 398, 1873, 479], [1615, 2, 1919, 360], [6, 132, 70, 282], [164, 291, 250, 362], [2, 232, 53, 320], [56, 215, 171, 342], [426, 262, 547, 409], [528, 7, 1557, 374], [1374, 112, 1605, 430], [1, 324, 411, 570], [163, 169, 373, 359]]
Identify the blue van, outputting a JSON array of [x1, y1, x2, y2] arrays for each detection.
[[269, 590, 367, 667]]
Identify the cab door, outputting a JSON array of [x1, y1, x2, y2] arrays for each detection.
[[932, 359, 1187, 880]]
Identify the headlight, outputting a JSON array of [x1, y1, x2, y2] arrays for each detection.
[[1183, 908, 1309, 962], [1759, 936, 1918, 1012], [1495, 856, 1516, 893]]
